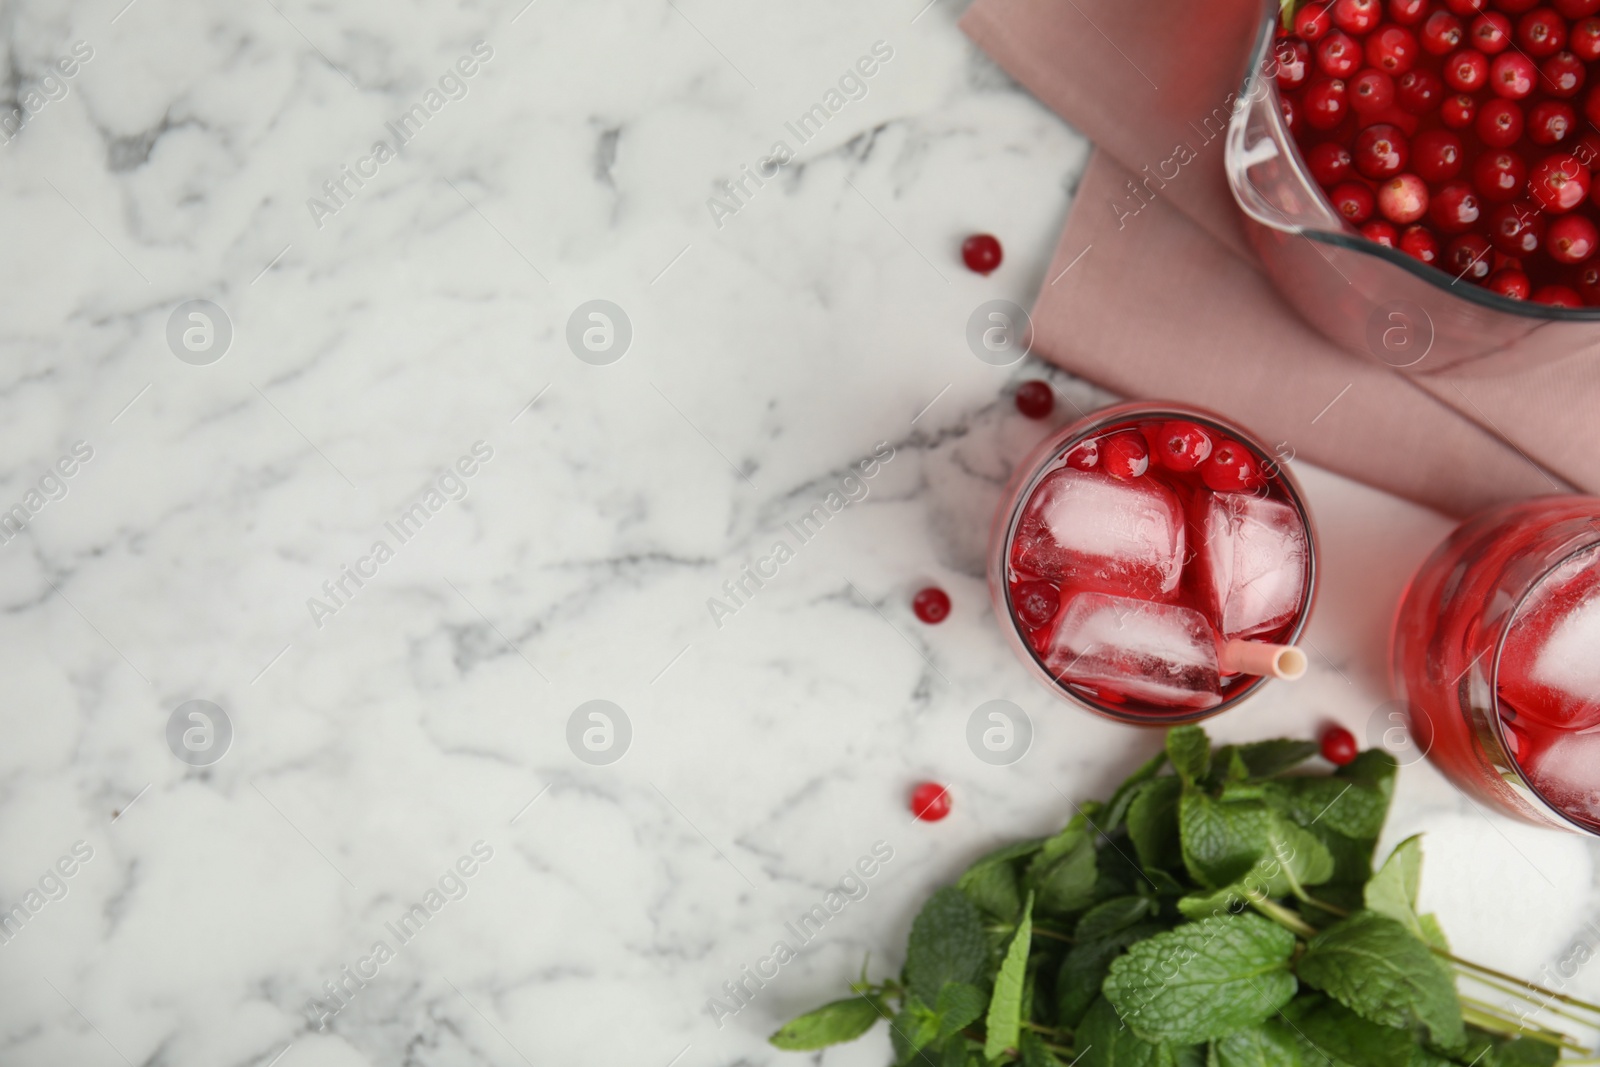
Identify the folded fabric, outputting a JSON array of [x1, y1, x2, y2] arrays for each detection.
[[961, 0, 1598, 516]]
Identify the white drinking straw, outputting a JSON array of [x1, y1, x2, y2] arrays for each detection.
[[1218, 639, 1308, 681]]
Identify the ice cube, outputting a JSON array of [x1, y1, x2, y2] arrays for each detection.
[[1499, 550, 1600, 731], [1525, 729, 1600, 826], [1197, 492, 1309, 640], [1011, 467, 1185, 599], [1044, 592, 1222, 710]]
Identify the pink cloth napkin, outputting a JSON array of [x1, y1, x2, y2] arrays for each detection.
[[960, 0, 1600, 516]]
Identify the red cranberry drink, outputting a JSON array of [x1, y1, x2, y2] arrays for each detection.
[[1277, 0, 1600, 304], [1393, 496, 1600, 833], [990, 402, 1317, 723]]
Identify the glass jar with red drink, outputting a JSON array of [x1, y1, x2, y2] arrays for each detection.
[[1393, 496, 1600, 834], [988, 401, 1318, 724]]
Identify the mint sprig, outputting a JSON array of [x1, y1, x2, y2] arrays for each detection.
[[770, 725, 1600, 1065]]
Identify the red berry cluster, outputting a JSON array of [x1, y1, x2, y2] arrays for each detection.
[[1279, 0, 1600, 304]]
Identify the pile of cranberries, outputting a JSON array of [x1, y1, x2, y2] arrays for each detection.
[[1279, 0, 1600, 304]]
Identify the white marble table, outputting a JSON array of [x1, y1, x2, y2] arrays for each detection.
[[1, 1, 1596, 1065]]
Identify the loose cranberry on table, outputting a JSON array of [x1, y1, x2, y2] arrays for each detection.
[[909, 782, 951, 822], [1014, 379, 1054, 419], [1281, 0, 1600, 302], [911, 586, 951, 624], [1321, 726, 1359, 765], [960, 233, 1003, 275]]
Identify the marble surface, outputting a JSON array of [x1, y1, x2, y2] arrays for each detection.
[[1, 1, 1597, 1065]]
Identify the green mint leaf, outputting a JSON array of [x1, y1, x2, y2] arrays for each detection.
[[1020, 1028, 1059, 1067], [1365, 835, 1427, 936], [1287, 996, 1418, 1067], [984, 891, 1034, 1060], [1102, 913, 1298, 1044], [1129, 777, 1184, 872], [1058, 920, 1169, 1028], [1167, 726, 1212, 788], [1208, 1019, 1307, 1066], [889, 997, 943, 1066], [1077, 996, 1198, 1067], [957, 839, 1043, 921], [1295, 910, 1464, 1047], [1232, 739, 1322, 780], [940, 1036, 974, 1067], [1103, 751, 1170, 831], [904, 887, 990, 1005], [770, 994, 885, 1050], [1416, 913, 1450, 954], [1027, 821, 1099, 914], [1076, 896, 1158, 942], [1485, 1034, 1561, 1067], [1179, 794, 1276, 889], [934, 981, 986, 1040]]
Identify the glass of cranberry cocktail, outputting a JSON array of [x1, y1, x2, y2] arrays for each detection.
[[1393, 496, 1600, 834], [989, 402, 1318, 724]]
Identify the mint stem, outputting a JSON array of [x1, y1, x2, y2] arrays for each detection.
[[1459, 968, 1600, 1030], [1250, 896, 1318, 939], [1439, 947, 1600, 1018], [1459, 1002, 1585, 1053]]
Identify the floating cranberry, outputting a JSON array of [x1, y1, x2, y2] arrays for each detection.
[[910, 782, 952, 821], [1397, 67, 1445, 110], [1391, 0, 1430, 22], [1101, 430, 1150, 480], [1368, 25, 1420, 70], [961, 233, 1003, 275], [1362, 219, 1401, 245], [1542, 51, 1587, 95], [1473, 148, 1528, 201], [1573, 262, 1600, 301], [1306, 77, 1351, 128], [1574, 16, 1600, 58], [1354, 123, 1411, 176], [1491, 51, 1539, 96], [1556, 0, 1600, 17], [1201, 439, 1264, 492], [1529, 99, 1578, 143], [1336, 0, 1384, 33], [1400, 223, 1443, 263], [1446, 0, 1489, 12], [1380, 173, 1432, 221], [1446, 232, 1494, 279], [1422, 9, 1467, 51], [1308, 142, 1356, 185], [1319, 30, 1365, 76], [912, 587, 951, 624], [1298, 1, 1335, 40], [1413, 130, 1466, 180], [1529, 152, 1590, 211], [1441, 91, 1479, 126], [1518, 7, 1569, 56], [1486, 200, 1547, 254], [1330, 180, 1377, 222], [1445, 46, 1490, 89], [1012, 579, 1060, 629], [1548, 212, 1600, 260], [1477, 96, 1525, 145], [1321, 726, 1359, 765], [1431, 180, 1482, 231], [1014, 380, 1054, 419], [1534, 282, 1586, 304], [1351, 68, 1398, 110], [1488, 267, 1534, 297], [1470, 10, 1514, 50], [1277, 39, 1313, 91], [1150, 420, 1214, 471], [1063, 439, 1099, 470]]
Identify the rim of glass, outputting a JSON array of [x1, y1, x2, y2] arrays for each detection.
[[1238, 2, 1600, 322], [998, 401, 1319, 725], [1488, 535, 1600, 834]]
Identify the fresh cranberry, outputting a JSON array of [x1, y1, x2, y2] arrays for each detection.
[[1413, 130, 1465, 180], [1490, 51, 1538, 96], [1317, 30, 1364, 76], [1379, 173, 1431, 222], [1391, 0, 1430, 20], [912, 587, 951, 624], [1361, 219, 1401, 245], [1063, 439, 1098, 470], [1548, 213, 1600, 261], [1014, 380, 1054, 419], [1556, 0, 1600, 16], [1578, 133, 1600, 170], [1528, 101, 1577, 147], [1354, 123, 1410, 177], [1150, 420, 1214, 471], [1297, 2, 1335, 40], [1534, 283, 1586, 304], [1304, 77, 1350, 129], [1396, 68, 1444, 111], [1572, 262, 1600, 301], [1573, 15, 1600, 57], [961, 234, 1003, 275], [1477, 96, 1525, 146], [1422, 9, 1468, 50], [1330, 180, 1377, 223], [1488, 267, 1534, 297], [1444, 47, 1490, 89], [1541, 51, 1588, 95], [1367, 25, 1420, 71], [1518, 7, 1570, 55], [1430, 180, 1482, 231], [1335, 0, 1383, 32], [1493, 251, 1525, 272], [1350, 68, 1397, 111], [1446, 233, 1494, 279], [1441, 92, 1479, 127], [1201, 439, 1264, 492], [1486, 200, 1547, 254], [1100, 430, 1149, 479], [1276, 39, 1312, 91], [1281, 95, 1301, 134], [1447, 0, 1489, 11], [1321, 726, 1358, 765], [1400, 223, 1443, 263], [1473, 148, 1529, 201], [910, 782, 952, 821], [1471, 10, 1515, 49], [1012, 579, 1060, 629], [1529, 152, 1590, 211]]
